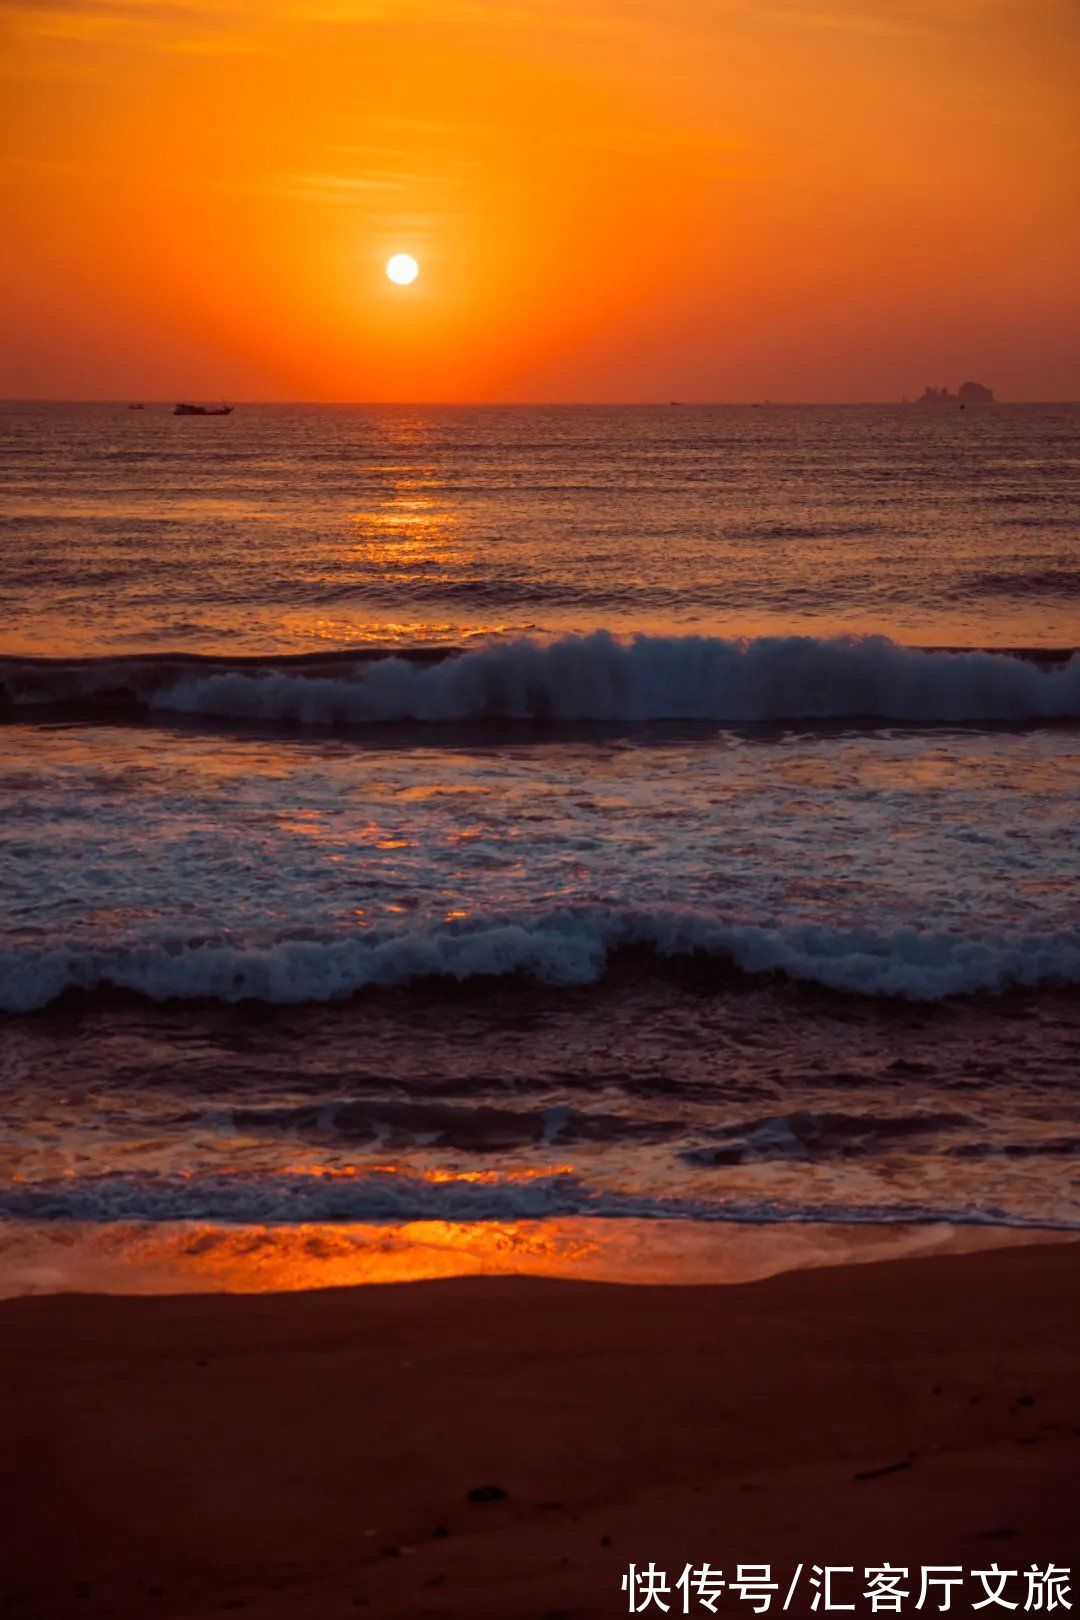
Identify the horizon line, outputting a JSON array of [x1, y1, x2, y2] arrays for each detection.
[[3, 396, 1079, 408]]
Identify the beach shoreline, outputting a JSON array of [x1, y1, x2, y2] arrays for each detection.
[[3, 1240, 1075, 1618], [1, 1214, 1075, 1298]]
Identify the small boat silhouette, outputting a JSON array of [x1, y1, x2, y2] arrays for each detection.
[[174, 403, 233, 416], [128, 403, 145, 410]]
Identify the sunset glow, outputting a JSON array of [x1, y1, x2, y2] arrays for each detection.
[[1, 0, 1076, 401]]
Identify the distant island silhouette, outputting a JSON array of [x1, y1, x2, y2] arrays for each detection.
[[917, 381, 994, 403]]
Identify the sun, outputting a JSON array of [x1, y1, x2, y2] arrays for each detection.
[[386, 253, 419, 286]]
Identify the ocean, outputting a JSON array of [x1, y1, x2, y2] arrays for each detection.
[[1, 400, 1078, 1293]]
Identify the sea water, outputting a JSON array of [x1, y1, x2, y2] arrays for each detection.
[[1, 402, 1077, 1290]]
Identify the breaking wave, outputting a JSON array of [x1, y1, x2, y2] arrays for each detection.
[[2, 632, 1077, 727], [2, 907, 1077, 1011]]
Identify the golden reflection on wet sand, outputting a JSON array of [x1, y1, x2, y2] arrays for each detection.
[[0, 1217, 1061, 1299]]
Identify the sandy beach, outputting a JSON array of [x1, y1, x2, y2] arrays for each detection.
[[2, 1241, 1075, 1618]]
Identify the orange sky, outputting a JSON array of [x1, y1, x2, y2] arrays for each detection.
[[1, 0, 1077, 401]]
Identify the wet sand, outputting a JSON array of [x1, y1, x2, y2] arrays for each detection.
[[1, 1242, 1076, 1618]]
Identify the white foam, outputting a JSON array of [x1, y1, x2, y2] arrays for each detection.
[[148, 634, 1080, 725]]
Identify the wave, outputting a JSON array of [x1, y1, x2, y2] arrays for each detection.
[[225, 1098, 982, 1161], [961, 566, 1080, 597], [680, 1109, 973, 1166], [228, 1098, 675, 1151], [2, 632, 1077, 727], [1, 1166, 1073, 1229], [2, 907, 1077, 1012]]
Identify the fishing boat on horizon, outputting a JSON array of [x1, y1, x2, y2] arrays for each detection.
[[174, 402, 233, 416]]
